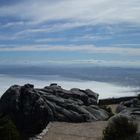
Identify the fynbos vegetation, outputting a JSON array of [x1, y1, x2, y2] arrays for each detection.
[[102, 115, 138, 140], [0, 115, 20, 140]]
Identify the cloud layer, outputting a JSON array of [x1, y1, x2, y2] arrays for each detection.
[[0, 0, 140, 25], [0, 0, 140, 67], [0, 45, 140, 56]]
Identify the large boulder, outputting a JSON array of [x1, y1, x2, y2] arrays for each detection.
[[0, 84, 53, 136], [0, 84, 109, 136]]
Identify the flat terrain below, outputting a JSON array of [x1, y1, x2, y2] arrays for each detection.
[[41, 105, 113, 140], [42, 121, 107, 140], [40, 105, 140, 140], [42, 121, 140, 140]]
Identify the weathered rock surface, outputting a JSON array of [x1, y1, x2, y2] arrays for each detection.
[[116, 98, 140, 120], [0, 84, 109, 137]]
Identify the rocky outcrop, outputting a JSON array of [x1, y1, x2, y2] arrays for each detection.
[[0, 84, 109, 137], [116, 98, 140, 121]]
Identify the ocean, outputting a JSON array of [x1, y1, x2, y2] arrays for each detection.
[[0, 65, 140, 99]]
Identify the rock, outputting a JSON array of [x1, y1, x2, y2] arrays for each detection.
[[0, 84, 109, 137], [116, 98, 140, 120], [85, 89, 99, 100], [116, 104, 126, 113], [0, 84, 53, 137], [122, 98, 140, 107], [119, 108, 140, 121]]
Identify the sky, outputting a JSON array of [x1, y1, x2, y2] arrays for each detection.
[[0, 0, 140, 67]]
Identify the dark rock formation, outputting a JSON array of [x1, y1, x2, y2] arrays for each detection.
[[99, 96, 137, 105], [116, 98, 140, 121], [0, 84, 109, 137]]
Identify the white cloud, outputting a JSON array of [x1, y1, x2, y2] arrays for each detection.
[[0, 1, 139, 68], [34, 34, 110, 43], [15, 21, 91, 37], [1, 0, 139, 40], [35, 38, 64, 43], [0, 0, 140, 26], [71, 34, 111, 42], [0, 44, 140, 56], [0, 21, 24, 28]]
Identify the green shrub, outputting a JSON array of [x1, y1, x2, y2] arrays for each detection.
[[102, 115, 138, 140], [0, 116, 20, 140]]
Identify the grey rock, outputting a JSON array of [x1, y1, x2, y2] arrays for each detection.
[[0, 83, 109, 137], [117, 98, 140, 120], [85, 89, 99, 100], [116, 104, 127, 113], [119, 108, 140, 121]]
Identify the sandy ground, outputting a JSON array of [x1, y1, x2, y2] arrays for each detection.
[[41, 105, 140, 140], [42, 121, 140, 140], [42, 121, 108, 140]]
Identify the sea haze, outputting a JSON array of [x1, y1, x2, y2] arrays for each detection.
[[0, 65, 140, 99]]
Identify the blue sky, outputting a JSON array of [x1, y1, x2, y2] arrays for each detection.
[[0, 0, 140, 67]]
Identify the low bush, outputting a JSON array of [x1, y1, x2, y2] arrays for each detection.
[[0, 116, 20, 140], [102, 115, 138, 140]]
